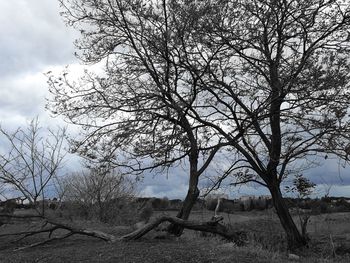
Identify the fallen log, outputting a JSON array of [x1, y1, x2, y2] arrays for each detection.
[[1, 214, 245, 249], [0, 213, 116, 250], [120, 215, 245, 245]]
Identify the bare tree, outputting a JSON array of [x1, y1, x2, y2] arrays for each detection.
[[48, 0, 232, 235], [0, 121, 121, 249], [0, 118, 66, 211], [49, 0, 350, 249], [63, 163, 136, 222], [184, 0, 350, 249]]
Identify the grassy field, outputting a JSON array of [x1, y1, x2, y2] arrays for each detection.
[[0, 210, 350, 262]]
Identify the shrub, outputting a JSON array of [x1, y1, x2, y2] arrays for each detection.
[[59, 165, 137, 225], [205, 198, 218, 211], [138, 202, 153, 222], [168, 199, 182, 210], [150, 197, 169, 210]]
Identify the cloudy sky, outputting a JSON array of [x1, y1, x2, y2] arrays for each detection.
[[0, 1, 349, 199]]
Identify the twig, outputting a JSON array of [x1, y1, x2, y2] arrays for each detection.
[[329, 234, 336, 258]]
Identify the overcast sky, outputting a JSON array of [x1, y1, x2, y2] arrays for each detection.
[[0, 1, 349, 199]]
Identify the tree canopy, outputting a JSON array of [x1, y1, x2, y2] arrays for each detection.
[[49, 0, 350, 248]]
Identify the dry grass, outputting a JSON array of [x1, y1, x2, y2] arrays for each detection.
[[0, 210, 349, 262]]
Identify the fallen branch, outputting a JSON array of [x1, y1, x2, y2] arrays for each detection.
[[14, 233, 74, 251], [0, 213, 116, 250], [1, 214, 245, 249], [120, 216, 245, 245]]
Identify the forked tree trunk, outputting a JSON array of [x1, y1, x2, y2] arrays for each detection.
[[167, 158, 199, 236], [269, 184, 307, 249]]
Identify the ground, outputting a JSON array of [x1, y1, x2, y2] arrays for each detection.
[[0, 210, 350, 262]]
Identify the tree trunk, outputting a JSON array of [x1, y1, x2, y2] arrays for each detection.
[[269, 185, 307, 250], [167, 180, 199, 235], [167, 155, 199, 236], [122, 215, 244, 244]]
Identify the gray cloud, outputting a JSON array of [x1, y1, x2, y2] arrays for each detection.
[[0, 75, 45, 115], [0, 1, 83, 195], [304, 159, 350, 186], [138, 156, 350, 199], [0, 0, 80, 130], [139, 168, 190, 199], [0, 0, 78, 77]]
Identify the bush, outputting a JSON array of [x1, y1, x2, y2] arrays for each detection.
[[58, 198, 142, 225], [205, 198, 218, 211], [138, 202, 153, 223], [219, 199, 236, 213], [151, 197, 169, 210], [60, 165, 137, 224], [320, 202, 329, 213], [168, 199, 182, 210]]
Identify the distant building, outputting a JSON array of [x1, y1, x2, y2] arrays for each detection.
[[239, 195, 255, 201], [204, 193, 229, 200], [238, 195, 272, 211]]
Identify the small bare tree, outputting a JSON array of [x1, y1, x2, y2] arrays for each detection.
[[0, 118, 66, 211], [63, 164, 136, 223], [0, 122, 119, 249]]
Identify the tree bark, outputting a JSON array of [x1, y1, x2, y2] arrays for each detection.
[[167, 171, 199, 236], [269, 185, 307, 249], [121, 215, 244, 244]]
